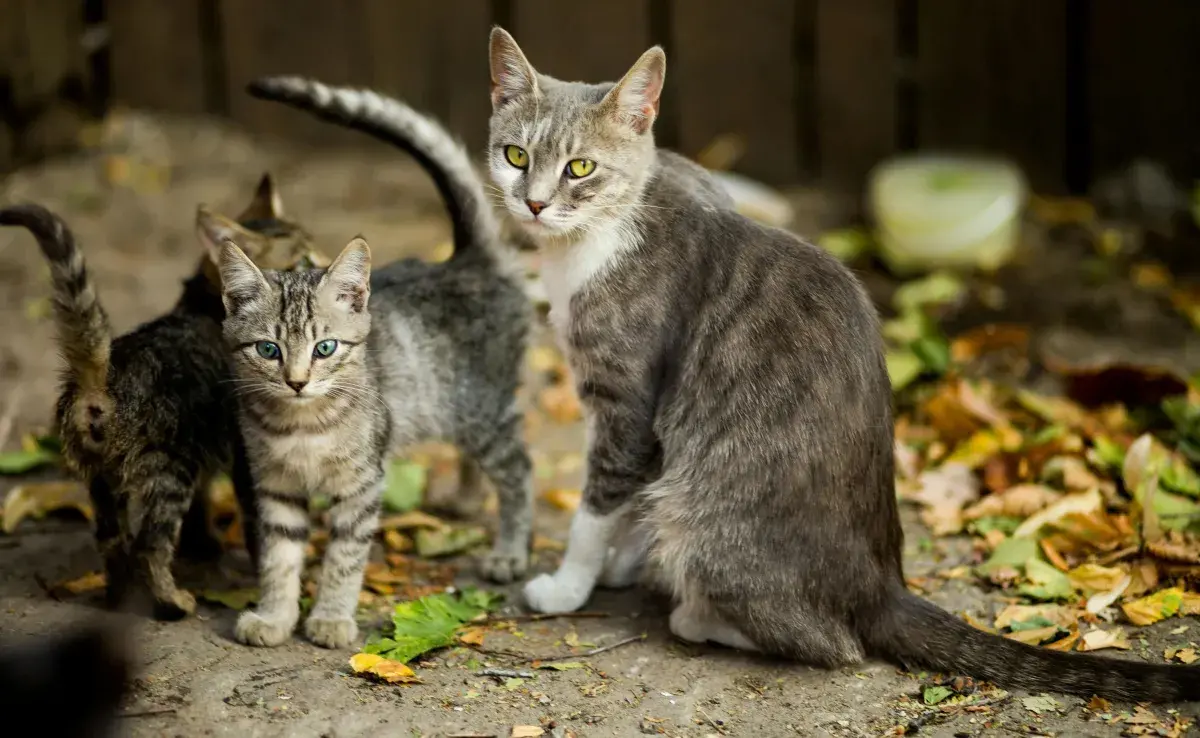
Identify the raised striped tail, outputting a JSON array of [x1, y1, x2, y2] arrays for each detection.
[[247, 76, 499, 264], [0, 204, 113, 451]]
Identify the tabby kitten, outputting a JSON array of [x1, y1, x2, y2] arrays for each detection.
[[0, 176, 324, 620], [209, 82, 533, 649], [487, 27, 1200, 701]]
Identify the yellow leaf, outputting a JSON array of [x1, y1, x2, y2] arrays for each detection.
[[542, 488, 581, 512], [2, 482, 92, 534], [1012, 489, 1103, 539], [943, 430, 1003, 469], [964, 484, 1060, 520], [1122, 587, 1186, 626], [349, 652, 421, 684], [994, 604, 1078, 630], [538, 383, 582, 423], [378, 510, 448, 531], [457, 626, 487, 647], [383, 529, 412, 552], [1078, 627, 1131, 652], [1067, 563, 1128, 595], [58, 571, 106, 595], [1004, 625, 1062, 646], [527, 346, 564, 374], [511, 727, 545, 738], [428, 241, 454, 263], [1177, 647, 1199, 664]]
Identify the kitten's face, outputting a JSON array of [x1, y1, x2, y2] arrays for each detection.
[[487, 29, 666, 238], [212, 238, 372, 404]]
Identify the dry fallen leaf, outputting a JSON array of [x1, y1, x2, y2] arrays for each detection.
[[56, 571, 106, 595], [2, 481, 92, 534], [511, 727, 545, 738], [1012, 488, 1103, 539], [1078, 627, 1131, 652], [1087, 695, 1112, 713], [378, 510, 449, 531], [963, 484, 1060, 521], [1085, 573, 1132, 615], [384, 529, 413, 552], [526, 346, 564, 375], [538, 382, 583, 423], [1067, 563, 1129, 594], [900, 462, 980, 536], [348, 652, 421, 684], [949, 323, 1030, 364], [542, 488, 582, 512], [994, 603, 1078, 630], [457, 626, 488, 647], [1122, 587, 1187, 626]]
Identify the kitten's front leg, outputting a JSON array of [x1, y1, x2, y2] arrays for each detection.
[[524, 386, 658, 614], [235, 492, 309, 647], [304, 472, 383, 649]]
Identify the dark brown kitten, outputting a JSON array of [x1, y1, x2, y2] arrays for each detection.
[[0, 176, 326, 619], [488, 27, 1200, 702]]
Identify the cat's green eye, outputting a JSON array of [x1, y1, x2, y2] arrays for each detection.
[[504, 145, 529, 169], [313, 339, 338, 358], [255, 341, 281, 360], [566, 159, 596, 178]]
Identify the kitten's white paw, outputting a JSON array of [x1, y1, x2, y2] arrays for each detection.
[[523, 573, 590, 613], [480, 546, 529, 584], [235, 611, 295, 647], [304, 616, 359, 649]]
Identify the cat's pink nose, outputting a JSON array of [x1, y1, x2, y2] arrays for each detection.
[[526, 200, 547, 216]]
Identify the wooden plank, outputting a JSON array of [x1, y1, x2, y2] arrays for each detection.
[[219, 0, 373, 145], [672, 0, 799, 184], [433, 2, 493, 154], [816, 0, 896, 192], [108, 0, 207, 113], [513, 0, 652, 85], [1089, 0, 1200, 182], [917, 0, 1068, 192]]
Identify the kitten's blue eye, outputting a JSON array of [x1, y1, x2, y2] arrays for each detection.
[[313, 339, 338, 358], [255, 341, 281, 360]]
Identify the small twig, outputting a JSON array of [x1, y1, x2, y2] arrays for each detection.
[[482, 610, 611, 624], [1098, 544, 1140, 566], [33, 572, 62, 601], [526, 633, 646, 664], [475, 667, 534, 679], [119, 705, 177, 720]]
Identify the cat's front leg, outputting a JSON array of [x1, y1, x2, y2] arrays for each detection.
[[235, 491, 309, 647], [304, 472, 383, 649], [524, 387, 658, 613]]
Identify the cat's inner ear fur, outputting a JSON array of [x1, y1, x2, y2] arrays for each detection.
[[319, 237, 371, 313], [237, 173, 285, 221], [600, 46, 667, 135], [196, 206, 265, 260], [215, 240, 269, 314], [488, 27, 538, 109]]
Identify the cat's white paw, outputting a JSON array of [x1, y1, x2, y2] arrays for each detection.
[[235, 611, 295, 647], [523, 573, 590, 613], [304, 616, 359, 649], [480, 548, 529, 584]]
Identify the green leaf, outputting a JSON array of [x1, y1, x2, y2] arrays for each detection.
[[502, 677, 525, 691], [1017, 559, 1074, 601], [923, 685, 953, 705], [892, 272, 966, 314], [383, 459, 427, 513], [977, 536, 1040, 576], [1091, 436, 1126, 471], [1008, 615, 1057, 632], [967, 515, 1023, 536], [816, 227, 870, 262], [1021, 694, 1062, 714], [911, 334, 951, 375], [0, 447, 59, 475], [415, 526, 489, 558], [886, 349, 924, 391], [363, 588, 502, 664], [198, 587, 259, 610]]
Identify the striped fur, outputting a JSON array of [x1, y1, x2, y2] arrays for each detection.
[[0, 177, 328, 621], [0, 205, 113, 456], [216, 87, 533, 650]]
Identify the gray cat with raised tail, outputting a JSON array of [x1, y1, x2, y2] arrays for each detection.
[[486, 25, 1200, 701], [210, 80, 534, 649]]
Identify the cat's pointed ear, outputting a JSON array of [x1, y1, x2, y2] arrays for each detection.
[[489, 27, 538, 109], [214, 239, 269, 315], [237, 173, 285, 221], [600, 46, 666, 135], [320, 237, 371, 313], [196, 206, 262, 260]]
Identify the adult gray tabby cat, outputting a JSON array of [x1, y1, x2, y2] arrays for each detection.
[[487, 26, 1200, 701], [206, 86, 533, 648]]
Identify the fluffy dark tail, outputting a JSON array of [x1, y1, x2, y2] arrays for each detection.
[[246, 76, 499, 263], [867, 587, 1200, 702], [1, 204, 112, 451]]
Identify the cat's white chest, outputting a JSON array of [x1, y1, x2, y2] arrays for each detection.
[[255, 430, 344, 493], [538, 224, 635, 345]]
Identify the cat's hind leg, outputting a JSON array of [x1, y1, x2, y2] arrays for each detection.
[[669, 595, 760, 652], [303, 471, 383, 649], [599, 510, 652, 589], [128, 464, 204, 620], [88, 477, 132, 610], [463, 408, 533, 584]]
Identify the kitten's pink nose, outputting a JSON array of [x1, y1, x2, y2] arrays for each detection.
[[525, 200, 547, 216], [286, 380, 307, 394]]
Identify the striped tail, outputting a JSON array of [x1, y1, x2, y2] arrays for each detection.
[[0, 204, 113, 451], [247, 76, 499, 263]]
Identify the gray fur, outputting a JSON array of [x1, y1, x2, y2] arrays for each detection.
[[489, 26, 1200, 702], [213, 90, 533, 649]]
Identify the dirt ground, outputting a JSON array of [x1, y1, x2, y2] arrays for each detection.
[[2, 112, 1200, 738]]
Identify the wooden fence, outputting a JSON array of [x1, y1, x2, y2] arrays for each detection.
[[8, 1, 1200, 195]]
